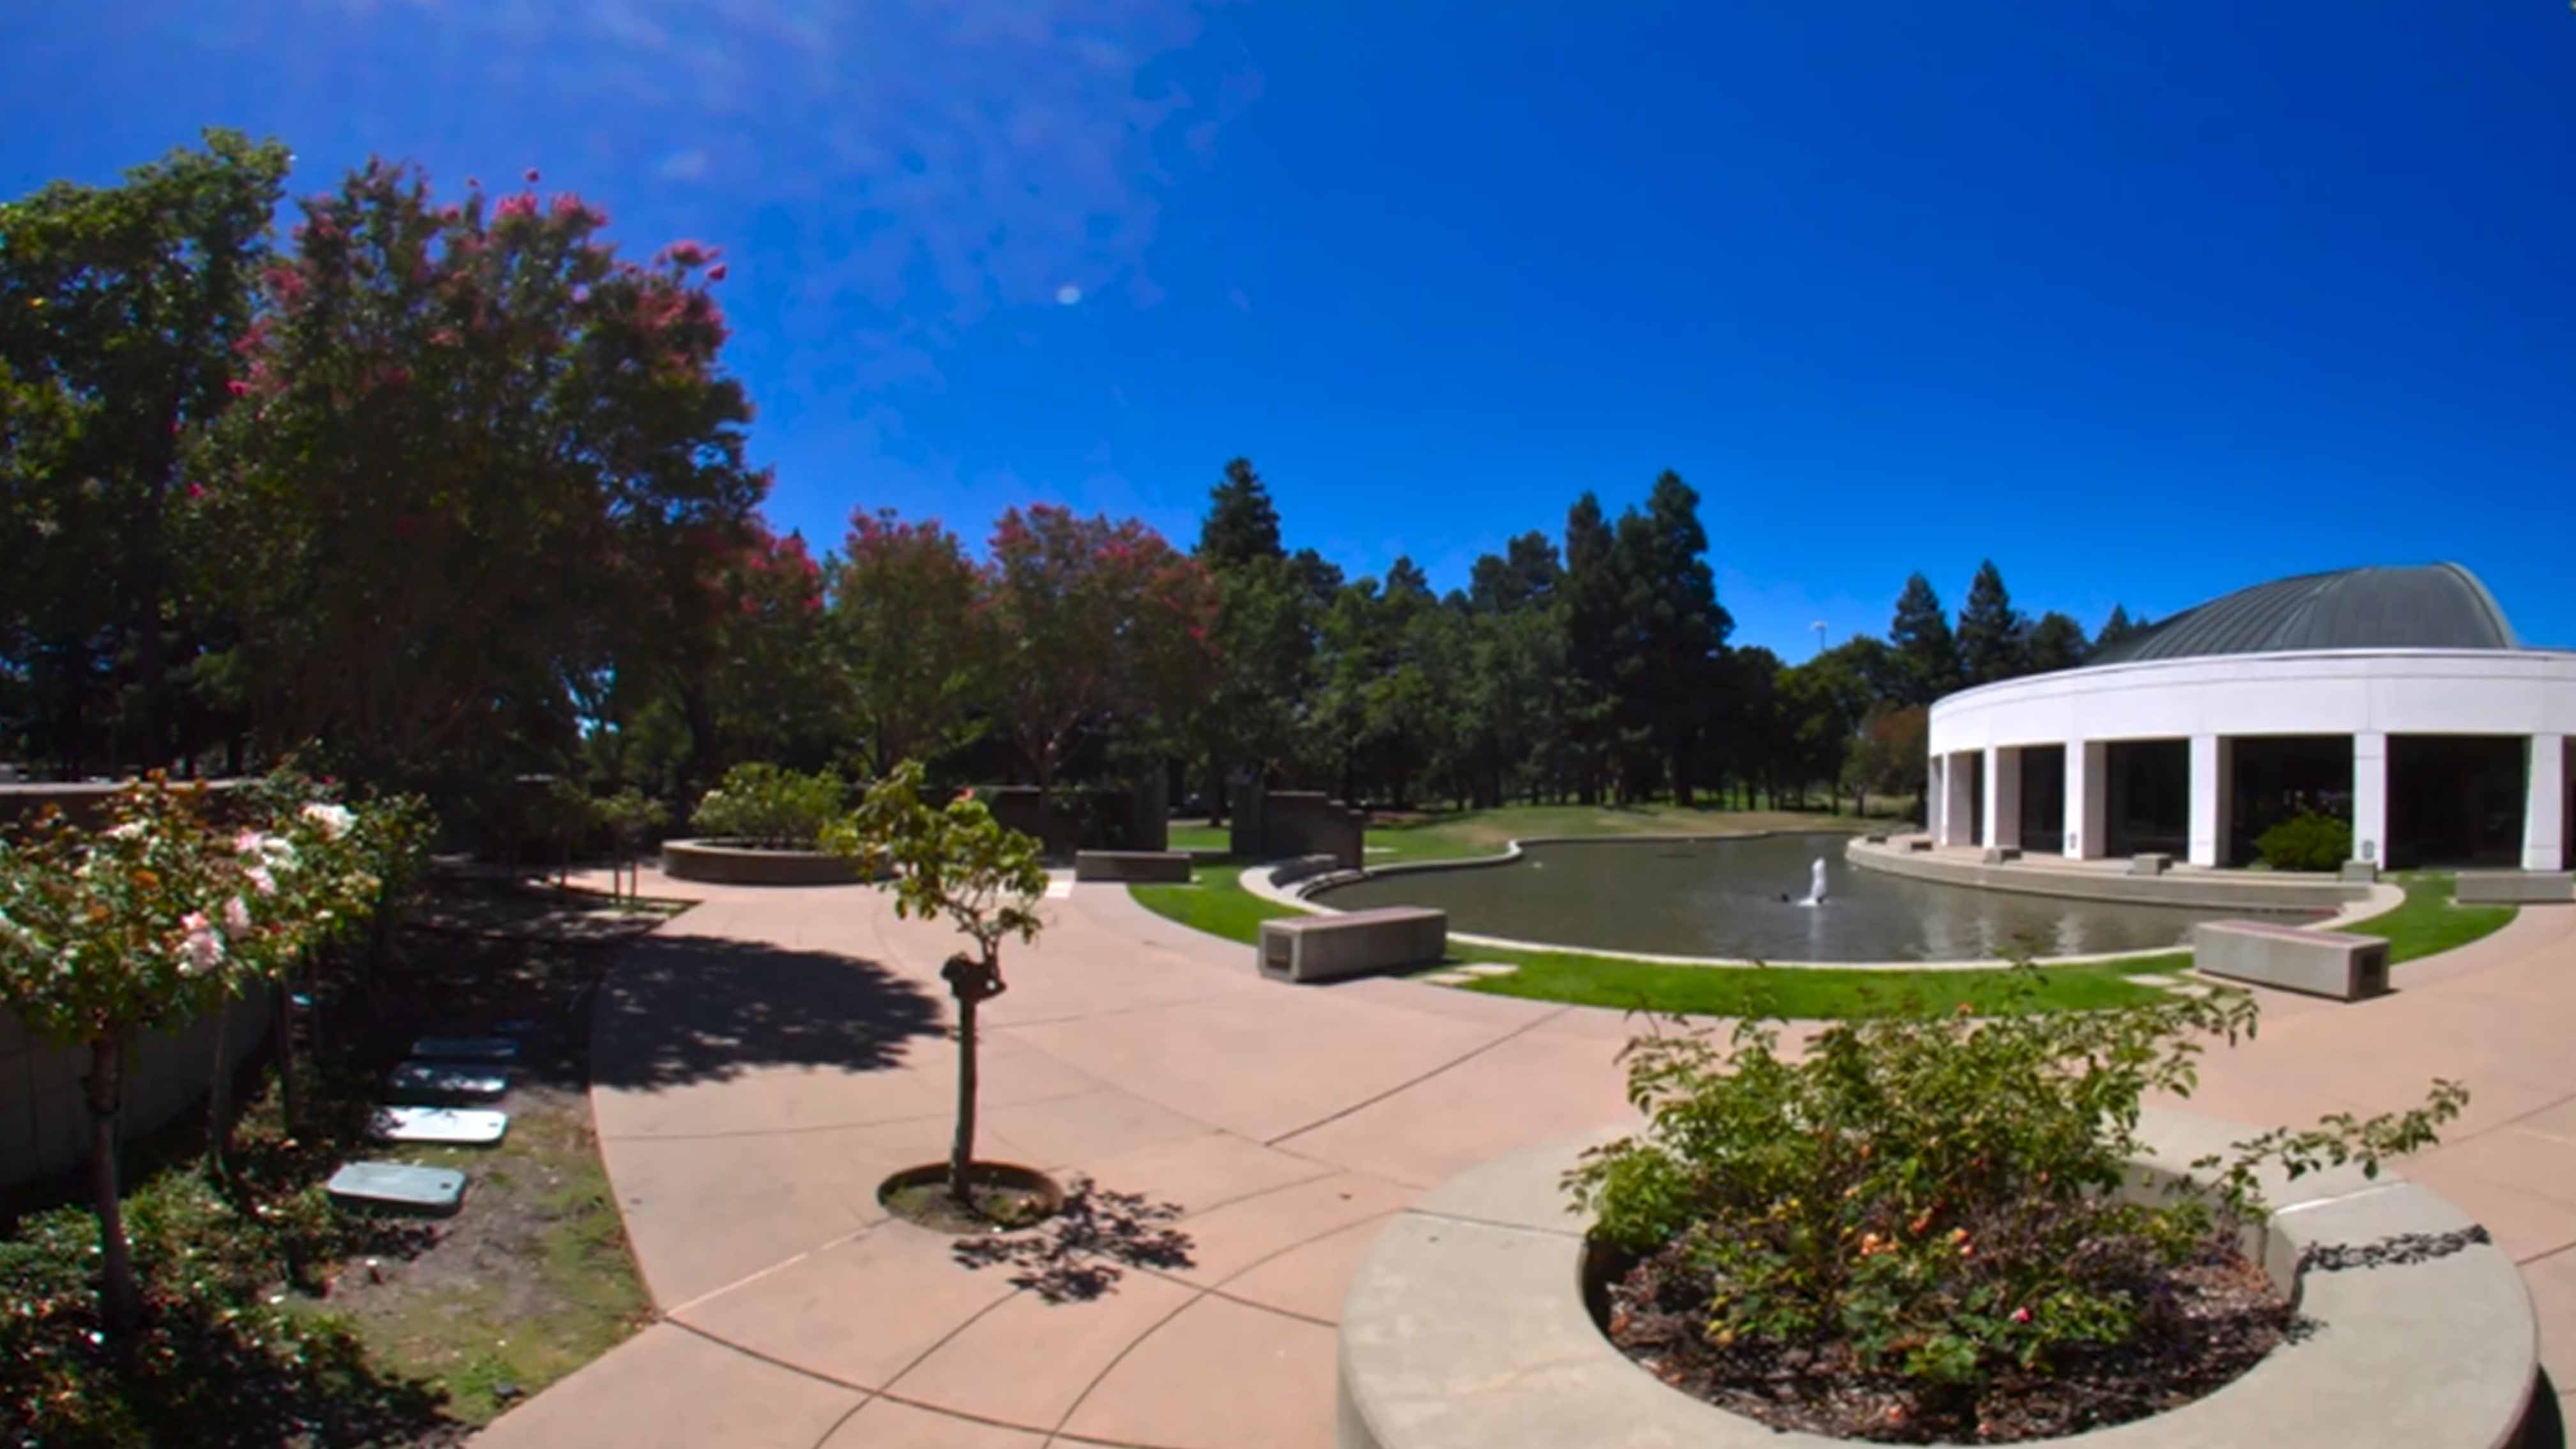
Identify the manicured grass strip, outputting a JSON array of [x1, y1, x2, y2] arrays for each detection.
[[2348, 872, 2516, 963], [1128, 858, 2165, 1016], [1163, 822, 1231, 851], [1361, 801, 1894, 864], [1128, 859, 1305, 940]]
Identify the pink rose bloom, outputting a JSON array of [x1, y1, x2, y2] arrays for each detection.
[[247, 864, 277, 896], [2011, 1307, 2033, 1324], [223, 896, 252, 935], [179, 913, 226, 976], [226, 379, 250, 397]]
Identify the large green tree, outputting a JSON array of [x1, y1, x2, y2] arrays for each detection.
[[832, 509, 988, 778], [0, 130, 291, 775], [1956, 560, 2028, 686], [2024, 610, 2090, 674], [1614, 471, 1731, 804], [1888, 573, 1961, 705], [1196, 456, 1284, 570], [983, 505, 1215, 797], [190, 162, 765, 800]]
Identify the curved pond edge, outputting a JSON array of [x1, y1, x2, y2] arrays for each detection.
[[1337, 1112, 2542, 1449], [1252, 838, 2404, 972], [1846, 836, 2372, 912]]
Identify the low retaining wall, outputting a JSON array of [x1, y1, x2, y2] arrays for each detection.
[[1072, 850, 1193, 884], [2457, 871, 2573, 905], [2, 992, 272, 1189], [1338, 1112, 2540, 1449], [659, 838, 867, 886], [1847, 837, 2368, 911]]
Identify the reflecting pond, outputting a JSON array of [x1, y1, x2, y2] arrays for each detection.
[[1313, 833, 2303, 962]]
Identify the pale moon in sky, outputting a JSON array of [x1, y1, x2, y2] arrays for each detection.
[[1055, 284, 1083, 305]]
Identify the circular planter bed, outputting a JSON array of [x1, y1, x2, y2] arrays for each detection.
[[877, 1162, 1062, 1235], [658, 837, 867, 885], [1337, 1112, 2540, 1449]]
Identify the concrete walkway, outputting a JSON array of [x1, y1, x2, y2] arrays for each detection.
[[474, 873, 2576, 1448]]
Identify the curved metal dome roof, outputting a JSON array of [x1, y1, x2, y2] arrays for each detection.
[[2087, 564, 2518, 666]]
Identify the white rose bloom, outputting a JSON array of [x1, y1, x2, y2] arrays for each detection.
[[223, 895, 252, 935], [178, 912, 226, 976], [105, 822, 147, 841], [302, 802, 356, 839]]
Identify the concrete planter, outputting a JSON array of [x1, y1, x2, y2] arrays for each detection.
[[658, 838, 867, 886], [1338, 1112, 2540, 1449]]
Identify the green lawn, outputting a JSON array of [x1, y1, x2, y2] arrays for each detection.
[[1164, 822, 1231, 851], [1127, 856, 2166, 1017], [2347, 871, 2517, 963], [1361, 801, 1901, 864]]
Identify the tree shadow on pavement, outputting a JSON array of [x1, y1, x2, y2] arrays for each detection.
[[950, 1176, 1196, 1303], [588, 934, 947, 1091]]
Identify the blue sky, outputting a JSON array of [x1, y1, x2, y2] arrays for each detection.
[[7, 2, 2574, 654]]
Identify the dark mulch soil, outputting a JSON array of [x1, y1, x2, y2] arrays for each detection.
[[1602, 1233, 2292, 1443]]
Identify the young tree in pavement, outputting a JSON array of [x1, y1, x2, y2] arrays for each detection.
[[1888, 573, 1962, 705], [830, 762, 1043, 1208], [2023, 610, 2091, 674], [0, 130, 291, 775], [1956, 560, 2029, 686]]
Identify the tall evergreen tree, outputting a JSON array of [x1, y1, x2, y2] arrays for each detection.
[[1888, 573, 1961, 705], [1560, 493, 1623, 803], [1619, 471, 1731, 804], [2096, 604, 2146, 650], [1956, 560, 2028, 686], [1195, 456, 1283, 569], [2024, 611, 2090, 673]]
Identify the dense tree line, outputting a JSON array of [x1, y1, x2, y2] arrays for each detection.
[[3, 132, 2147, 829], [1166, 464, 2147, 817]]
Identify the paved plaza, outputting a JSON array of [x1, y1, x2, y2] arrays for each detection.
[[474, 873, 2576, 1448]]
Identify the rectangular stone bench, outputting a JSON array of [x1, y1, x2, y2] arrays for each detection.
[[2338, 859, 2379, 882], [2193, 919, 2389, 1000], [2454, 871, 2574, 905], [1905, 838, 1934, 852], [1072, 850, 1193, 884], [1981, 845, 2021, 864], [2131, 853, 2171, 876], [1259, 907, 1446, 984]]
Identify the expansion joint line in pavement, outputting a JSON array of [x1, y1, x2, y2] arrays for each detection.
[[1258, 1002, 1575, 1148], [1034, 1202, 1403, 1448]]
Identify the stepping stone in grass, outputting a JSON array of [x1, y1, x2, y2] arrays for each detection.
[[385, 1062, 509, 1101], [371, 1106, 509, 1146], [1457, 963, 1520, 977], [1421, 970, 1475, 986], [410, 1036, 521, 1062], [326, 1162, 467, 1215]]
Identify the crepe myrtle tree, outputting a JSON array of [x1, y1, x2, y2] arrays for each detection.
[[0, 777, 376, 1334], [827, 761, 1045, 1206]]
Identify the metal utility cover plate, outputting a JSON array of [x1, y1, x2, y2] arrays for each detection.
[[371, 1106, 509, 1144], [326, 1162, 467, 1212]]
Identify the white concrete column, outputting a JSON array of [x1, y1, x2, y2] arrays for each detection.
[[2064, 740, 2106, 859], [2187, 733, 2231, 867], [1941, 752, 1977, 846], [1987, 746, 2021, 849], [2526, 733, 2567, 871], [1927, 755, 1945, 841], [2352, 732, 2388, 866]]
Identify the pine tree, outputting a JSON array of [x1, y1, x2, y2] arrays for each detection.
[[1560, 493, 1623, 802], [2096, 604, 2145, 650], [1956, 560, 2028, 686], [1889, 573, 1961, 705], [2025, 611, 2090, 673], [1196, 457, 1284, 569]]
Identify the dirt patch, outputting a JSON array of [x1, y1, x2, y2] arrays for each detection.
[[1602, 1229, 2292, 1443], [284, 888, 666, 1432]]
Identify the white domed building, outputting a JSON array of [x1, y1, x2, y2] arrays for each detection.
[[1926, 564, 2575, 871]]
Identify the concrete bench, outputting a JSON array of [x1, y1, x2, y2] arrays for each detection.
[[2193, 919, 2389, 1000], [1905, 838, 1934, 852], [1862, 832, 1889, 845], [1071, 850, 1193, 884], [2131, 852, 2172, 875], [1260, 908, 1446, 984], [2339, 859, 2379, 882], [2454, 870, 2573, 905], [1981, 845, 2021, 863]]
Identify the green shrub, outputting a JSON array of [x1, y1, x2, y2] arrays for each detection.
[[689, 763, 844, 848], [2255, 811, 2352, 871], [1567, 975, 2464, 1413]]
